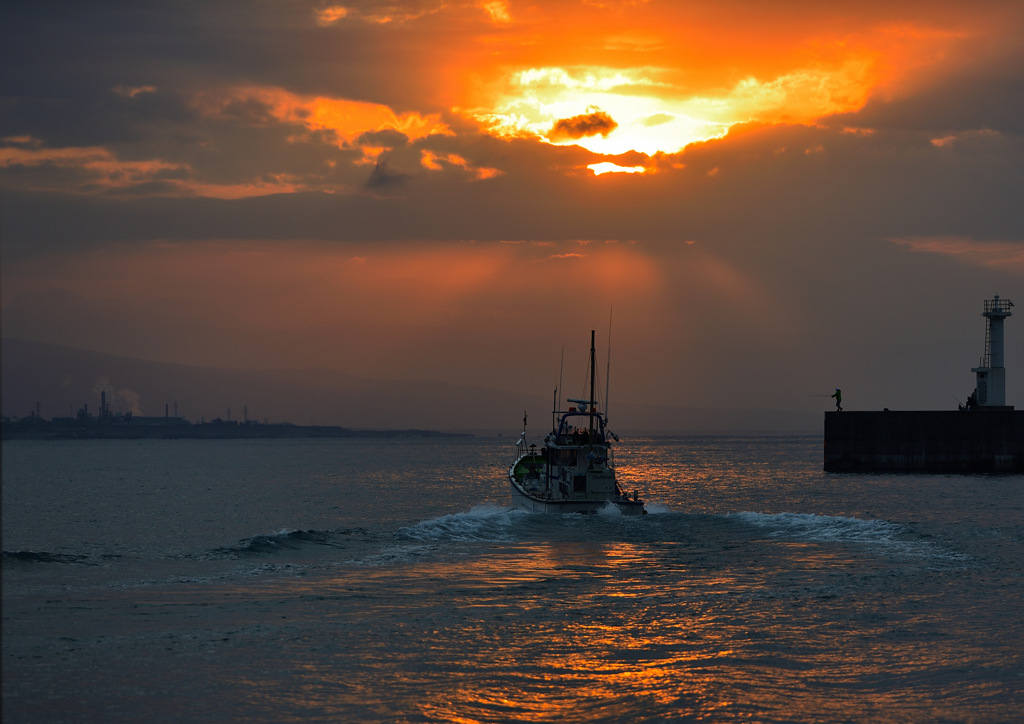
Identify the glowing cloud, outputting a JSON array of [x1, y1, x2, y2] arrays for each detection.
[[420, 150, 502, 180], [315, 6, 349, 26], [479, 58, 877, 155], [0, 140, 185, 193], [479, 1, 510, 24], [475, 66, 732, 155], [890, 237, 1024, 272], [112, 84, 156, 98], [195, 86, 452, 163], [0, 136, 317, 199], [467, 16, 961, 158]]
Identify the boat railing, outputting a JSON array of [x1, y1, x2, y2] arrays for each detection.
[[513, 434, 528, 462], [554, 430, 605, 446], [983, 297, 1014, 315]]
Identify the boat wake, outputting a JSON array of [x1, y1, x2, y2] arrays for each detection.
[[207, 528, 356, 558], [729, 511, 967, 562], [399, 504, 527, 543], [731, 511, 906, 543]]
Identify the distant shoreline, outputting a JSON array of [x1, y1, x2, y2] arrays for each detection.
[[0, 420, 470, 441]]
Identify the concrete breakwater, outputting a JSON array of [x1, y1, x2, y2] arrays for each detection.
[[824, 409, 1024, 472]]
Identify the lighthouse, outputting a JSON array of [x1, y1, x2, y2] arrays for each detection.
[[825, 295, 1023, 472], [971, 295, 1014, 407]]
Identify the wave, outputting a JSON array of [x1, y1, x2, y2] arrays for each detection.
[[2, 550, 100, 566], [643, 502, 672, 515], [729, 511, 971, 564], [730, 511, 907, 543], [398, 504, 526, 543], [207, 528, 353, 558]]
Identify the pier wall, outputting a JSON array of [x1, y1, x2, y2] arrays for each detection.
[[824, 410, 1024, 472]]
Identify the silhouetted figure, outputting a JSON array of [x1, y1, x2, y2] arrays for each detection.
[[831, 388, 843, 412], [966, 389, 977, 410]]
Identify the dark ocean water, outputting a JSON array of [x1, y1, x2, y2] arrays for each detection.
[[3, 435, 1022, 723]]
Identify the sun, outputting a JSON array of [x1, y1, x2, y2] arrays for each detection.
[[476, 67, 730, 156], [474, 58, 879, 159]]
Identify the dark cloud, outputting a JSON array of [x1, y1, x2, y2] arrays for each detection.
[[548, 111, 619, 141], [1, 1, 457, 140], [4, 120, 1020, 257], [824, 34, 1024, 136], [356, 129, 410, 149], [366, 158, 408, 188]]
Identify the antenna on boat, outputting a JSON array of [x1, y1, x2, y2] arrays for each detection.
[[556, 346, 564, 429], [605, 307, 613, 419], [589, 329, 596, 434], [552, 388, 557, 432]]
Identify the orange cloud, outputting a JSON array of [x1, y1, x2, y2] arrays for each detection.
[[314, 6, 348, 26], [112, 84, 156, 98], [0, 137, 316, 199], [479, 1, 511, 24], [314, 2, 443, 25], [459, 4, 995, 157], [890, 236, 1024, 272], [195, 86, 451, 153], [420, 150, 502, 180], [0, 140, 184, 193]]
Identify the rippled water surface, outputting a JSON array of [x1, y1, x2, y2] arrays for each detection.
[[3, 436, 1023, 722]]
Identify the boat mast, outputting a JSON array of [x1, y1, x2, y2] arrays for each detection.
[[551, 388, 557, 433], [605, 307, 612, 420], [589, 329, 596, 434]]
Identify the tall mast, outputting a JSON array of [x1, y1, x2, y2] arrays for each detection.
[[589, 329, 596, 433], [605, 307, 612, 419]]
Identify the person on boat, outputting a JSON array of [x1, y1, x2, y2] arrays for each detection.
[[831, 388, 842, 412]]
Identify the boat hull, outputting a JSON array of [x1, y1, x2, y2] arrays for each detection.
[[508, 474, 646, 515]]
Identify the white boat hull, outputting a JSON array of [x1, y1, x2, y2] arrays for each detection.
[[509, 472, 645, 515]]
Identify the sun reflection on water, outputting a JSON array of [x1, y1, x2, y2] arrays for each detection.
[[216, 438, 1013, 722], [250, 534, 892, 721]]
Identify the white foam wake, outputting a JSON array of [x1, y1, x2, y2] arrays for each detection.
[[399, 504, 527, 543], [731, 511, 906, 543]]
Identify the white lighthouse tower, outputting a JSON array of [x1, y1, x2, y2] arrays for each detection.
[[971, 295, 1014, 407]]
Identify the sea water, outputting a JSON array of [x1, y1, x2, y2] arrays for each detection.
[[3, 435, 1022, 723]]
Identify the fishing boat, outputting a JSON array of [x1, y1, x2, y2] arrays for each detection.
[[508, 330, 645, 515]]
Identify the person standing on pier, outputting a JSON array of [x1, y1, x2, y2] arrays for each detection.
[[831, 388, 843, 412]]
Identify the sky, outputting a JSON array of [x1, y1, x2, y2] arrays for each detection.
[[2, 0, 1023, 426]]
